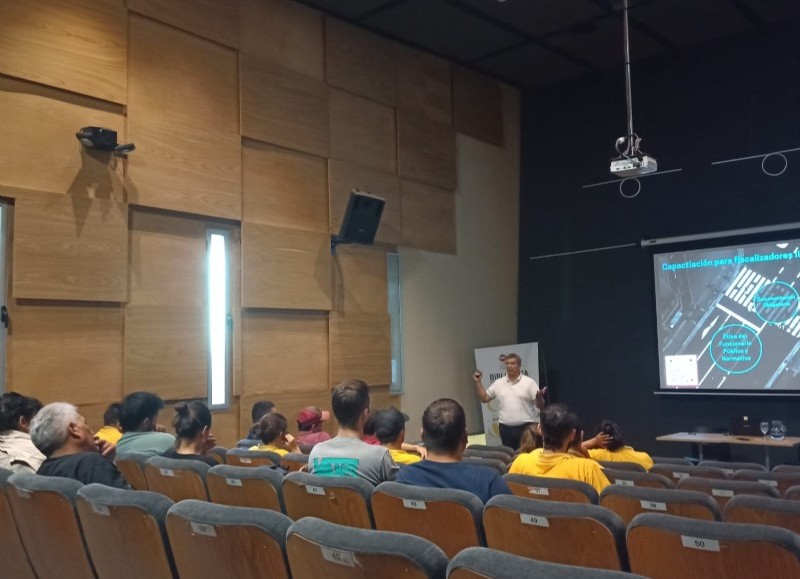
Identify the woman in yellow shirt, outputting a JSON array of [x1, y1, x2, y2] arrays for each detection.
[[509, 404, 610, 493], [250, 413, 300, 456], [587, 420, 654, 470]]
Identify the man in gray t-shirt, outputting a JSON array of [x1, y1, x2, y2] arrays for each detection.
[[308, 379, 397, 485]]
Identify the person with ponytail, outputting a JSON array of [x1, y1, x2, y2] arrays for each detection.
[[162, 401, 217, 466], [250, 413, 300, 456]]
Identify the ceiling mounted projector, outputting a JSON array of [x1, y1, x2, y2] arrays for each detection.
[[76, 126, 135, 157]]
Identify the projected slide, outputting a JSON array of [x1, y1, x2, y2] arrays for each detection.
[[654, 239, 800, 391]]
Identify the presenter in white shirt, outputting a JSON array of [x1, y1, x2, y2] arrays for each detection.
[[473, 353, 547, 450]]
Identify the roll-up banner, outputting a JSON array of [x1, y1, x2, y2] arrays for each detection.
[[473, 342, 539, 446]]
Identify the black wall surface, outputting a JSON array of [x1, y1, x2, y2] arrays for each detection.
[[519, 19, 800, 462]]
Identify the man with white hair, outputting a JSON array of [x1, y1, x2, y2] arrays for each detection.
[[30, 402, 129, 488]]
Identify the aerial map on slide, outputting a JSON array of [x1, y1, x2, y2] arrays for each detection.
[[654, 239, 800, 390]]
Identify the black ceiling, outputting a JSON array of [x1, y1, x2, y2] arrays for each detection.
[[292, 0, 800, 87]]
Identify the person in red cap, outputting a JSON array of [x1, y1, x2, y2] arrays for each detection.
[[296, 406, 331, 450]]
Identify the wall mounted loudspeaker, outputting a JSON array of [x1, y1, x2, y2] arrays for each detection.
[[331, 190, 385, 253]]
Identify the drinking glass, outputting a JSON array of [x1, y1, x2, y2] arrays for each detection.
[[760, 421, 770, 438]]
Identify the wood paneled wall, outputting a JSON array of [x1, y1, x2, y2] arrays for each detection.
[[0, 0, 503, 445]]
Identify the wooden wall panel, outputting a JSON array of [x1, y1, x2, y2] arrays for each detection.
[[209, 398, 241, 448], [128, 209, 206, 307], [0, 78, 125, 196], [332, 245, 388, 315], [241, 390, 337, 437], [240, 0, 324, 80], [328, 160, 401, 245], [330, 313, 391, 387], [127, 16, 241, 219], [397, 47, 452, 125], [325, 18, 397, 106], [0, 0, 127, 103], [242, 141, 328, 232], [124, 306, 206, 400], [242, 310, 329, 394], [242, 223, 332, 310], [329, 89, 397, 174], [8, 304, 123, 405], [127, 0, 239, 48], [13, 193, 127, 302], [78, 403, 113, 433], [398, 111, 457, 190], [370, 385, 399, 413], [241, 55, 329, 158], [401, 180, 456, 254], [453, 67, 504, 146]]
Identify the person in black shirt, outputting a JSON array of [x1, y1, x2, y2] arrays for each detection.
[[30, 402, 129, 489], [161, 401, 217, 467]]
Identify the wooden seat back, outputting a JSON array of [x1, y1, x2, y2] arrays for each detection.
[[603, 468, 675, 489], [115, 454, 148, 490], [226, 448, 280, 467], [206, 465, 283, 512], [282, 472, 373, 529], [462, 449, 512, 464], [650, 464, 729, 485], [6, 473, 96, 579], [372, 482, 483, 558], [724, 494, 800, 534], [504, 473, 598, 504], [677, 476, 779, 510], [733, 469, 800, 496], [596, 460, 646, 473], [166, 500, 292, 579], [280, 453, 309, 472], [599, 486, 720, 525], [483, 495, 627, 571], [627, 513, 800, 579], [144, 457, 209, 502], [0, 469, 37, 579], [76, 484, 175, 579]]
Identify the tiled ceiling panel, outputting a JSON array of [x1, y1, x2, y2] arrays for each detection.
[[630, 0, 752, 46], [545, 15, 666, 67], [475, 42, 588, 87], [297, 0, 397, 19], [457, 0, 606, 38], [364, 0, 523, 62]]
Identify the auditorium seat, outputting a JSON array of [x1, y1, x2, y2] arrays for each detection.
[[677, 476, 779, 509], [651, 456, 692, 466], [76, 484, 176, 579], [226, 448, 281, 467], [504, 473, 598, 504], [724, 494, 800, 534], [596, 460, 646, 473], [207, 446, 227, 464], [462, 449, 512, 465], [599, 486, 721, 525], [466, 444, 515, 457], [286, 517, 448, 579], [144, 456, 210, 502], [698, 460, 767, 475], [206, 465, 284, 512], [166, 500, 292, 579], [447, 547, 647, 579], [115, 453, 149, 490], [627, 513, 800, 579], [603, 468, 675, 489], [280, 452, 309, 472], [6, 473, 95, 579], [732, 468, 800, 496], [773, 464, 800, 474], [236, 438, 261, 449], [282, 471, 374, 529], [0, 468, 37, 579], [785, 485, 800, 500], [650, 463, 729, 484], [372, 481, 484, 557], [461, 456, 507, 474], [483, 495, 628, 571]]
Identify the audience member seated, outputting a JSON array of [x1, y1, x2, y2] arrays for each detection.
[[31, 402, 129, 488], [308, 379, 396, 485], [508, 404, 610, 493], [247, 399, 276, 439], [362, 415, 380, 445], [517, 423, 542, 455], [395, 398, 511, 503], [94, 403, 123, 446], [162, 401, 217, 466], [586, 420, 654, 470], [0, 392, 45, 474], [374, 407, 421, 465], [250, 413, 300, 456], [116, 392, 175, 458], [296, 406, 332, 449]]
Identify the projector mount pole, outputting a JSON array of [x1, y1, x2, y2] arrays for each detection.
[[623, 0, 634, 148]]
